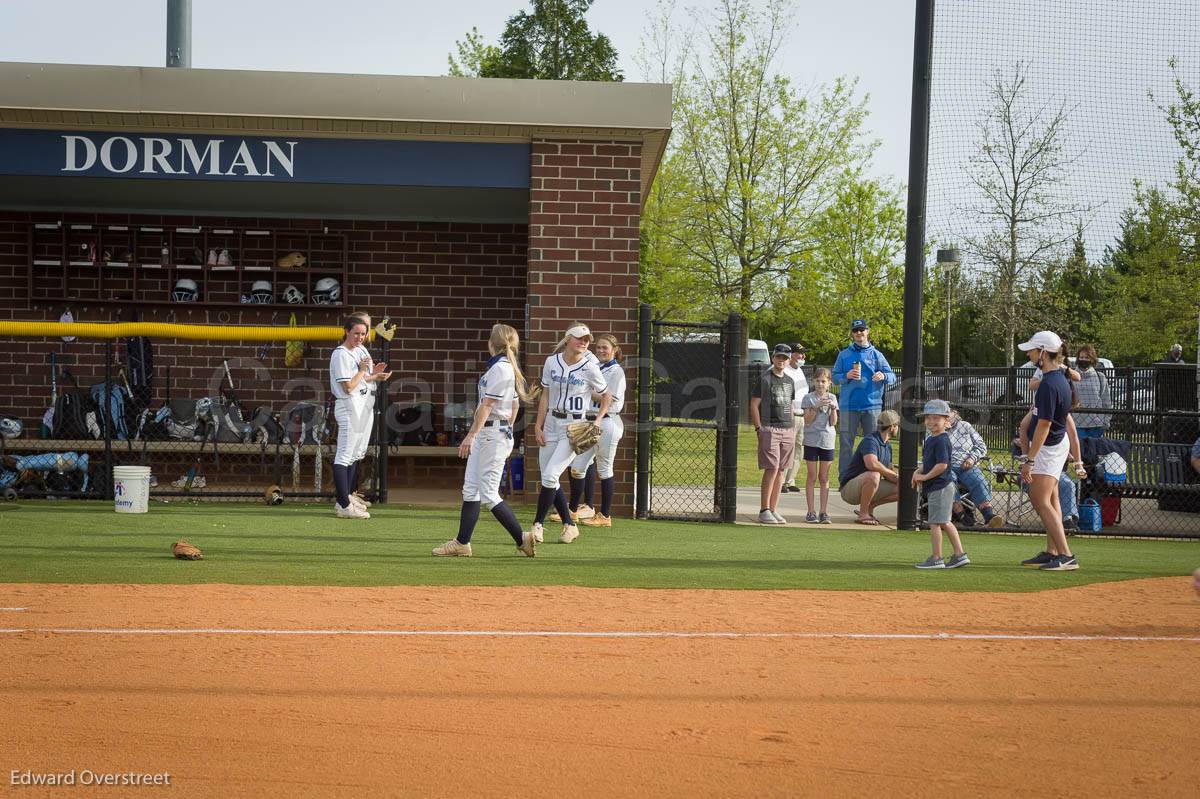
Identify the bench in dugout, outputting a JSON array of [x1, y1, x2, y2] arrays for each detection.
[[1082, 439, 1200, 515]]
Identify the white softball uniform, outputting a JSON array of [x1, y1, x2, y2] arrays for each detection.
[[462, 355, 516, 509], [570, 358, 626, 480], [330, 344, 375, 466], [539, 351, 608, 488]]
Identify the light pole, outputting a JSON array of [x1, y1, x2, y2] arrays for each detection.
[[937, 249, 960, 371]]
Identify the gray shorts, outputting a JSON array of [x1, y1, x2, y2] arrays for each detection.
[[925, 483, 955, 525]]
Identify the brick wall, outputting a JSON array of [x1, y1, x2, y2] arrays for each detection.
[[526, 139, 642, 516], [0, 212, 527, 492]]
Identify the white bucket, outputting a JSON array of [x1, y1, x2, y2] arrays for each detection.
[[113, 465, 152, 513]]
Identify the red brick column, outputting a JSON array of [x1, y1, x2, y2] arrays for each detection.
[[526, 139, 642, 517]]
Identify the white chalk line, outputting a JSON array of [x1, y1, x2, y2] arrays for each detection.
[[0, 607, 26, 612], [0, 627, 1197, 643]]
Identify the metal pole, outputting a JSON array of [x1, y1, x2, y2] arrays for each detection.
[[635, 303, 652, 519], [944, 272, 951, 370], [898, 0, 936, 531], [377, 336, 390, 504], [721, 312, 743, 523], [166, 0, 192, 68]]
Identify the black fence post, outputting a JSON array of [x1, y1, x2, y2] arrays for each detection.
[[377, 335, 390, 504], [721, 312, 743, 523], [897, 0, 936, 531], [636, 303, 652, 519], [103, 340, 114, 500]]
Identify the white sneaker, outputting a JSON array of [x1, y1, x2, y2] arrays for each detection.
[[575, 503, 596, 520], [351, 492, 372, 509], [334, 501, 369, 519], [217, 249, 231, 266], [517, 531, 536, 558], [206, 249, 217, 266], [432, 539, 472, 557], [559, 524, 580, 544], [532, 522, 544, 544]]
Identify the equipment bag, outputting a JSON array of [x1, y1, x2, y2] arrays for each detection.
[[89, 382, 132, 441], [285, 402, 324, 444], [165, 398, 211, 441], [245, 406, 285, 445], [210, 401, 247, 443]]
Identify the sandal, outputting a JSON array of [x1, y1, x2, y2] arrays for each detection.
[[855, 514, 880, 526]]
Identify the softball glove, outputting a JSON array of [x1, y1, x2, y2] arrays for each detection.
[[171, 540, 203, 560], [566, 421, 602, 454]]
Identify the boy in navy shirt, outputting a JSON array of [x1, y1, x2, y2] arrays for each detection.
[[912, 399, 969, 569]]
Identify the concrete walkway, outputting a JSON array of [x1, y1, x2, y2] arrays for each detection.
[[734, 485, 897, 530]]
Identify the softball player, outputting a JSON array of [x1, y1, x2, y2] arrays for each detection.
[[433, 324, 536, 557], [569, 333, 626, 528], [532, 323, 611, 544], [329, 313, 390, 519]]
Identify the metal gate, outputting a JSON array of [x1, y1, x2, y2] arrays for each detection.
[[635, 305, 743, 521]]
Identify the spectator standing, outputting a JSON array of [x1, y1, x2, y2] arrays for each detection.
[[781, 344, 809, 493], [1073, 344, 1111, 439], [800, 367, 839, 523], [832, 319, 897, 482], [750, 344, 796, 525], [1166, 343, 1184, 363]]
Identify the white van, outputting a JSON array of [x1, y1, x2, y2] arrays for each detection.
[[747, 339, 769, 366]]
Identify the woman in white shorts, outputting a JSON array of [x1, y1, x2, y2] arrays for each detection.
[[1016, 331, 1079, 571]]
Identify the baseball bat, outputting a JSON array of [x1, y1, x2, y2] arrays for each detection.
[[41, 353, 57, 437], [314, 408, 323, 492], [292, 418, 303, 493]]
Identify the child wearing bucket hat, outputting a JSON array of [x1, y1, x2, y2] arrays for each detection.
[[912, 399, 969, 569]]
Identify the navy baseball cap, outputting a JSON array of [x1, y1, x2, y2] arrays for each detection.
[[850, 319, 868, 331], [772, 344, 792, 359], [790, 343, 807, 354]]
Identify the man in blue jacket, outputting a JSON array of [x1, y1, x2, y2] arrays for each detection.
[[832, 319, 897, 482]]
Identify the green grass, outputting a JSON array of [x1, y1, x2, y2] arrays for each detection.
[[0, 501, 1193, 592], [658, 424, 894, 488]]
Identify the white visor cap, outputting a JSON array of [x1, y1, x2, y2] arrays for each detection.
[[565, 324, 592, 339]]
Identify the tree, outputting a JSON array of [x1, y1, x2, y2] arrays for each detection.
[[1097, 61, 1200, 363], [766, 176, 906, 354], [1035, 223, 1105, 348], [448, 1, 623, 81], [1099, 188, 1199, 361], [647, 0, 872, 330], [961, 63, 1095, 366]]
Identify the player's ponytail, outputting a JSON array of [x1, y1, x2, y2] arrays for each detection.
[[489, 324, 533, 404]]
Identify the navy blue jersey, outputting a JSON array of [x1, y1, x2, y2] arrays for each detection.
[[922, 432, 953, 490], [1034, 368, 1072, 446]]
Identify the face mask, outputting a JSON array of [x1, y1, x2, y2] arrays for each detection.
[[1077, 359, 1092, 370]]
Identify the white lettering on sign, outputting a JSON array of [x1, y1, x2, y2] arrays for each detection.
[[61, 135, 298, 178]]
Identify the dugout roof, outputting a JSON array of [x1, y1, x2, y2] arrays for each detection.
[[0, 62, 672, 222]]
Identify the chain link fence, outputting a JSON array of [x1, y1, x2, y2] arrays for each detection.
[[636, 310, 741, 522], [918, 365, 1200, 538], [0, 338, 449, 505]]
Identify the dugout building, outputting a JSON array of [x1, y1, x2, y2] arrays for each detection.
[[0, 62, 672, 513]]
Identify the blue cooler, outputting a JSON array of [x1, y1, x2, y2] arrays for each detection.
[[1078, 499, 1102, 532]]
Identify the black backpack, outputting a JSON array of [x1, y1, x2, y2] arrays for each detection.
[[126, 336, 154, 406], [51, 370, 99, 439]]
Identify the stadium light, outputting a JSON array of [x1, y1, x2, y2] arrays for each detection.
[[937, 249, 960, 370]]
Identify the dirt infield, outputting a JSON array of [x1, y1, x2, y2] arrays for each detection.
[[1, 579, 1197, 797]]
